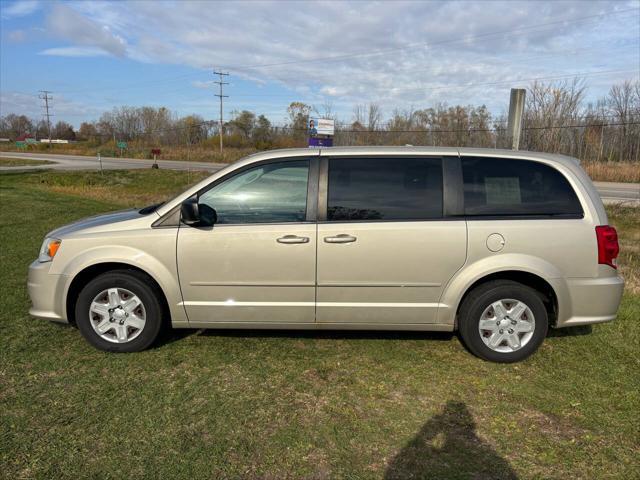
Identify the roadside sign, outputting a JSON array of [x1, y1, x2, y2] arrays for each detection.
[[117, 141, 127, 149], [308, 118, 335, 136], [151, 148, 161, 155], [308, 117, 334, 147], [16, 141, 26, 148]]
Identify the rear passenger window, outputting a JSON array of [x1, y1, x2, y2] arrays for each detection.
[[327, 158, 443, 221], [461, 157, 583, 217]]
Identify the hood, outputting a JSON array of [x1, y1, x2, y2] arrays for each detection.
[[48, 208, 148, 238]]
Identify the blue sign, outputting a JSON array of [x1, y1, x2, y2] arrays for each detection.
[[308, 137, 333, 147]]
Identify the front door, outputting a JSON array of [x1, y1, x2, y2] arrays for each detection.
[[316, 156, 467, 325], [177, 158, 317, 325]]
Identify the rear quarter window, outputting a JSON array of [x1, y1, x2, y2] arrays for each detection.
[[461, 157, 583, 217]]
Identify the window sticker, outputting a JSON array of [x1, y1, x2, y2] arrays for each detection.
[[485, 177, 521, 205]]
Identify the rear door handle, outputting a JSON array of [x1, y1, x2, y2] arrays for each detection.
[[324, 234, 357, 244], [277, 235, 309, 244]]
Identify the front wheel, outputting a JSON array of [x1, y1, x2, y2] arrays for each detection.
[[75, 270, 164, 352], [458, 280, 548, 363]]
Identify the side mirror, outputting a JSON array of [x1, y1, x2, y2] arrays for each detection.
[[181, 196, 200, 226], [181, 196, 217, 227], [199, 203, 218, 226]]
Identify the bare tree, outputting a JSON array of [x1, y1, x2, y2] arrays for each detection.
[[0, 114, 34, 139]]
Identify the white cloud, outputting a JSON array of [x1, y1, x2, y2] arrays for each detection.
[[45, 4, 127, 57], [1, 0, 39, 19], [20, 0, 640, 117], [39, 46, 111, 57]]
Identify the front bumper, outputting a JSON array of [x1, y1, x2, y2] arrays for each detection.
[[27, 259, 68, 323], [552, 274, 625, 328]]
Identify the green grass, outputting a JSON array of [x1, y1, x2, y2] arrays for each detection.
[[0, 157, 53, 167], [1, 170, 639, 479], [16, 168, 210, 208]]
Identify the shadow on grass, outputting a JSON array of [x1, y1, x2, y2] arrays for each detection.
[[547, 324, 593, 337], [152, 327, 456, 351], [193, 328, 455, 342], [385, 401, 518, 480], [147, 323, 593, 351], [154, 327, 201, 347], [156, 320, 595, 347]]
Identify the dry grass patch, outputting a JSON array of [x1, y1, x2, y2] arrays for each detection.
[[607, 204, 640, 294], [582, 161, 640, 183], [0, 157, 53, 167]]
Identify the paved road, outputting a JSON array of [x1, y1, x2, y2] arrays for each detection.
[[593, 181, 640, 206], [2, 151, 639, 205], [0, 151, 226, 172]]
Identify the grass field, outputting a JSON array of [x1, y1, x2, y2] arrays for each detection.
[[1, 170, 638, 479], [0, 157, 53, 167]]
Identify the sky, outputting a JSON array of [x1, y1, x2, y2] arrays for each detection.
[[1, 0, 639, 127]]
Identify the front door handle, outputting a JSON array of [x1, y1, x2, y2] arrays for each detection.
[[324, 234, 357, 244], [277, 235, 310, 244]]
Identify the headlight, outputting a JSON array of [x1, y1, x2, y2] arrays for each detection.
[[38, 238, 62, 263]]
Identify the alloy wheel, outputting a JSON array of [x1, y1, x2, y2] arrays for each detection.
[[478, 298, 536, 353], [88, 287, 146, 343]]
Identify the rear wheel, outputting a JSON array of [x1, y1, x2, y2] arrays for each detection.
[[75, 270, 164, 352], [458, 280, 548, 363]]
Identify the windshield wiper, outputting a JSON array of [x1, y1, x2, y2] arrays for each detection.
[[138, 201, 165, 215]]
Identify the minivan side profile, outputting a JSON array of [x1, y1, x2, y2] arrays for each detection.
[[28, 147, 624, 362]]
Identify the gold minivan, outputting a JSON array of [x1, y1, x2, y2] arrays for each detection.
[[28, 147, 624, 362]]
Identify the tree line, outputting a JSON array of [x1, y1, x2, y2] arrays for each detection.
[[1, 78, 638, 162]]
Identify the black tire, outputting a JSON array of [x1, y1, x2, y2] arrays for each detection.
[[458, 280, 548, 363], [75, 269, 164, 352]]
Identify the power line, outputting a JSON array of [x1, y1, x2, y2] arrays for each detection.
[[55, 70, 210, 95], [90, 120, 217, 139], [148, 67, 639, 103], [180, 68, 638, 107], [225, 8, 640, 71], [355, 69, 639, 97], [361, 40, 640, 78], [523, 121, 640, 131], [213, 70, 230, 153], [267, 121, 640, 134], [77, 118, 639, 146]]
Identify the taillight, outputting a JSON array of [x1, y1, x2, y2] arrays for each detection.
[[595, 225, 619, 269]]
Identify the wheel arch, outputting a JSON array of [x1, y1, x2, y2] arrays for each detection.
[[452, 271, 558, 329], [65, 262, 172, 327], [437, 254, 567, 328]]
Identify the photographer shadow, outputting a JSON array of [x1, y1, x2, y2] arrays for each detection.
[[385, 401, 518, 480]]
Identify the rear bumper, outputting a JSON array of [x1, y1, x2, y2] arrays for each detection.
[[552, 274, 624, 328], [27, 259, 68, 323]]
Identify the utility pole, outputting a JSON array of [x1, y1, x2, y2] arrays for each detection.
[[507, 88, 526, 150], [213, 70, 229, 154], [38, 90, 53, 148]]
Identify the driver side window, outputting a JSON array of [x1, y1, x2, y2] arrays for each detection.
[[199, 160, 309, 224]]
